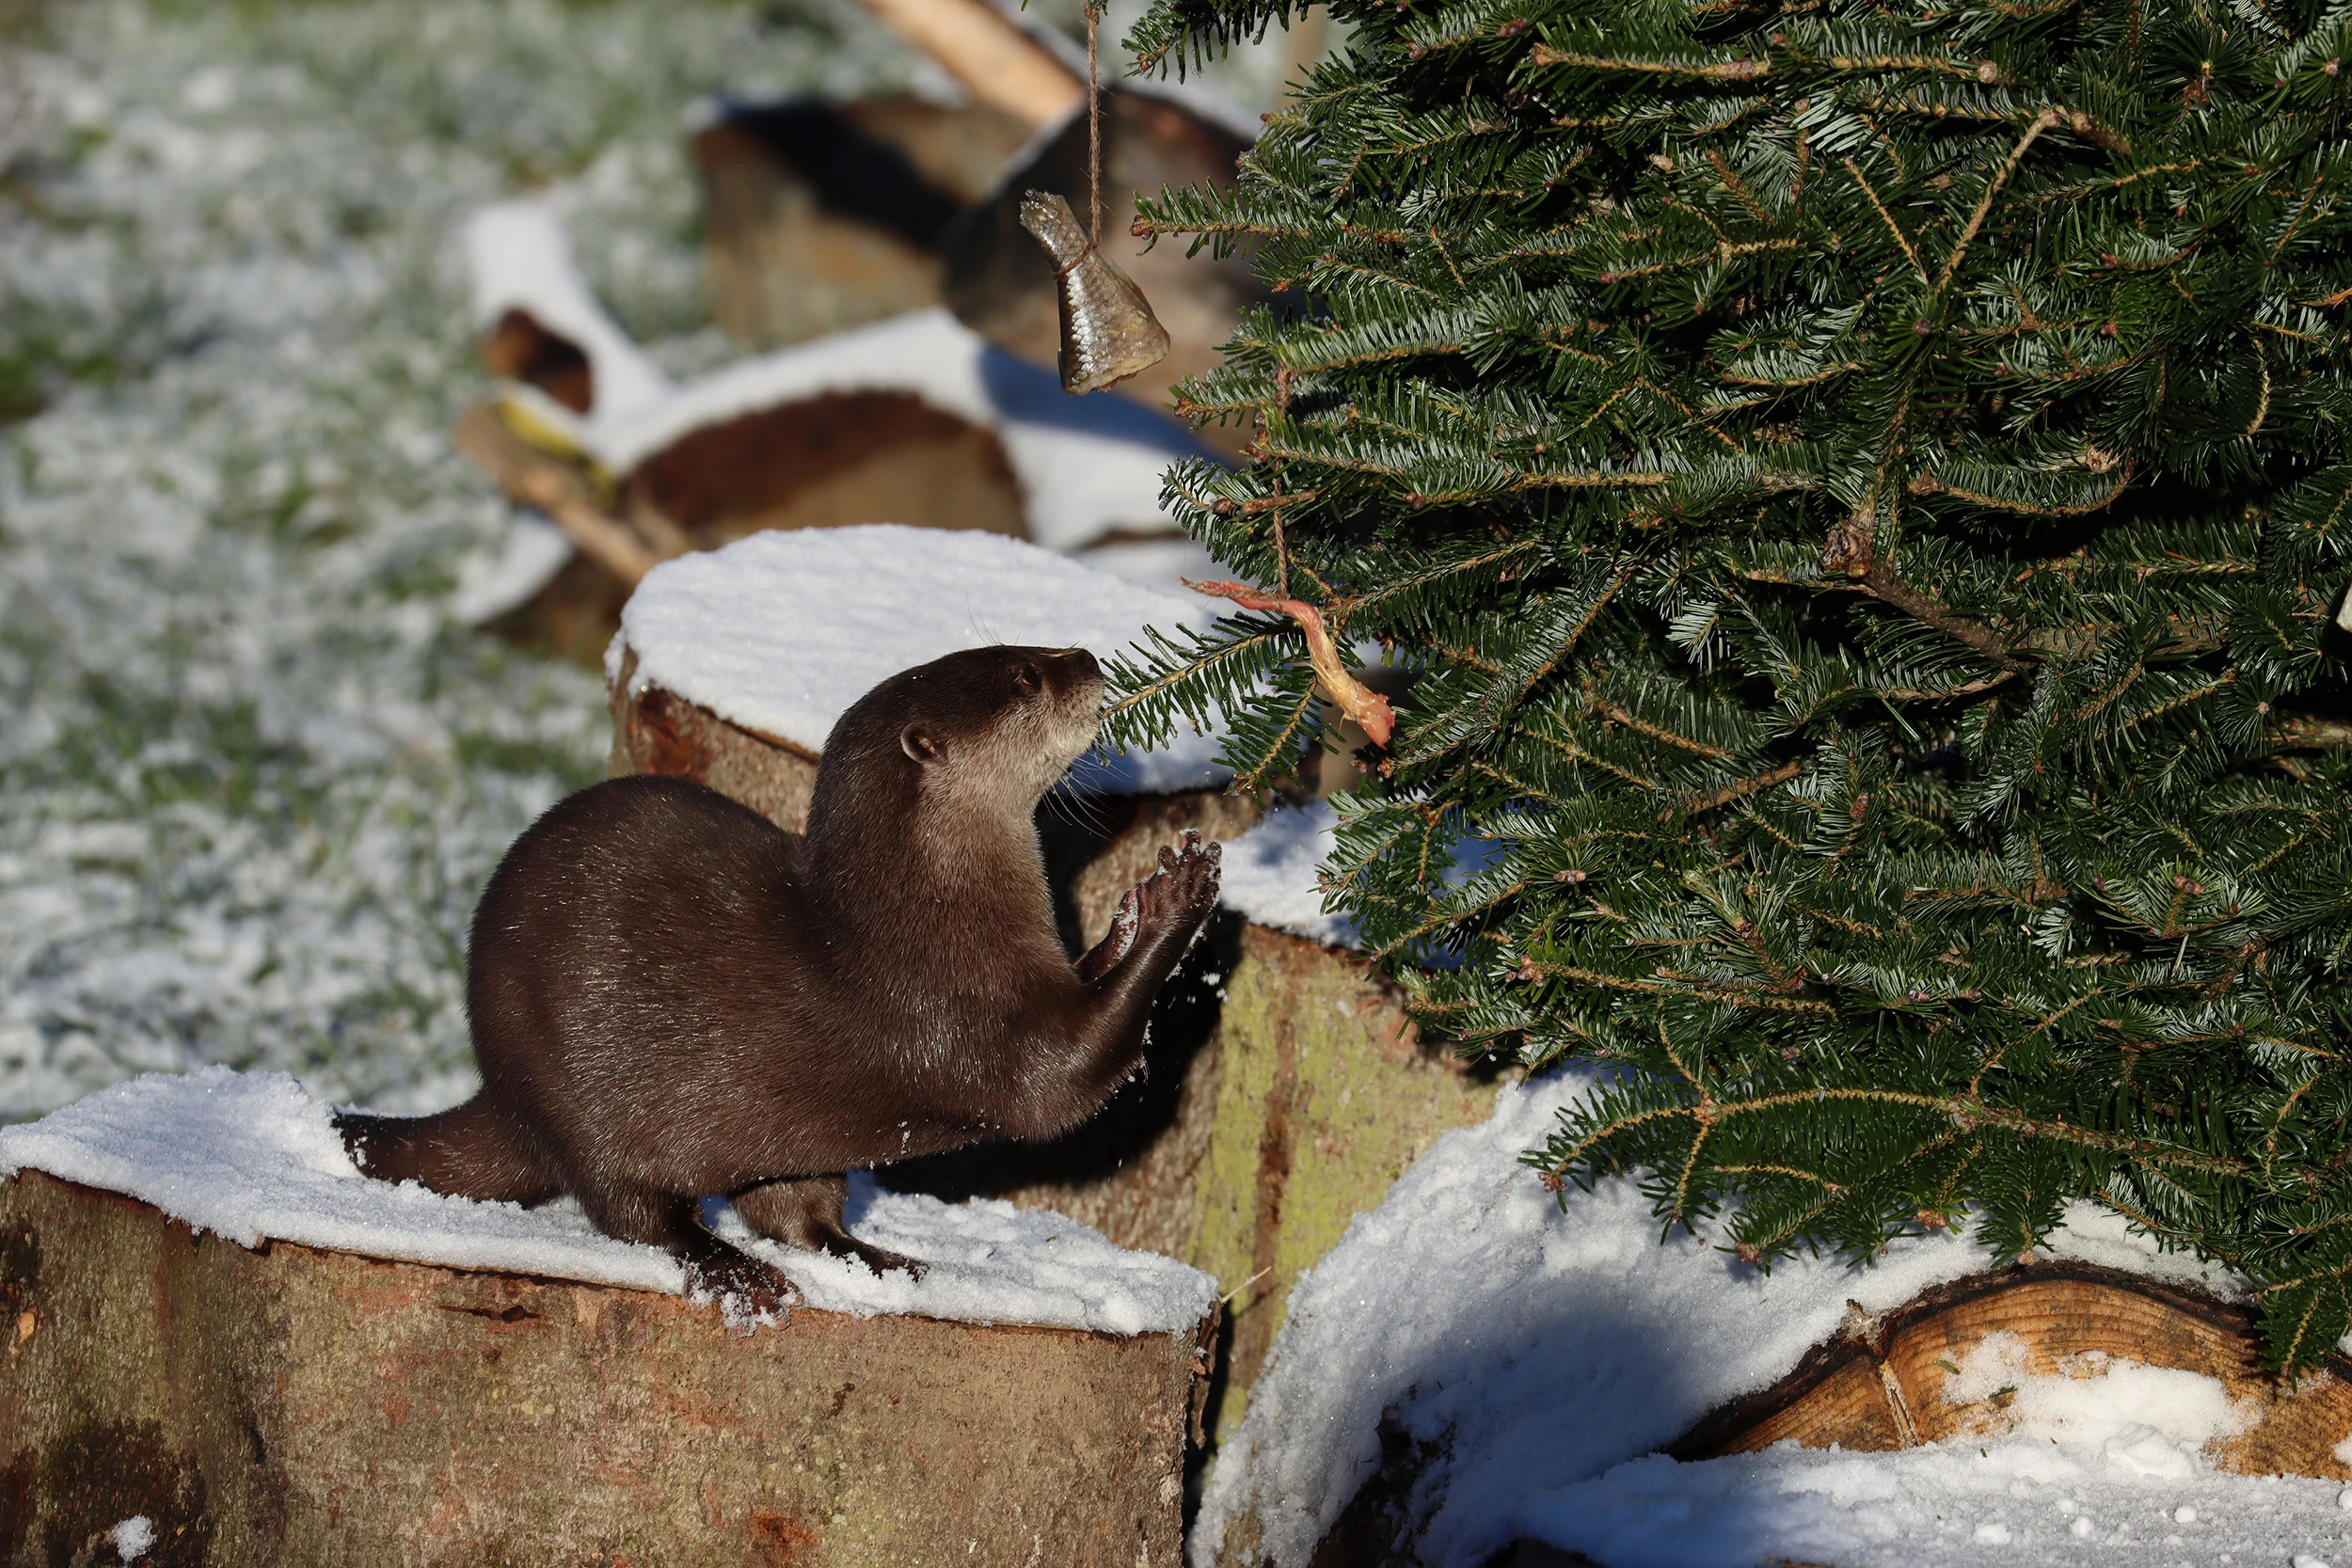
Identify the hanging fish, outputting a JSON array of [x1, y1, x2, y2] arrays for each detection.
[[1019, 190, 1170, 395]]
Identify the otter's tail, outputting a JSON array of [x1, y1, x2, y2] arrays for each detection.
[[334, 1099, 558, 1205]]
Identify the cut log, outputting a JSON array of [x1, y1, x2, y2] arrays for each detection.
[[619, 389, 1027, 548], [0, 1168, 1205, 1567], [697, 98, 1032, 349], [480, 307, 595, 413], [459, 388, 1029, 666], [1667, 1259, 2352, 1480], [607, 645, 1503, 1439]]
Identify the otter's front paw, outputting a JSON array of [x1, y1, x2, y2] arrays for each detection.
[[1078, 882, 1145, 982], [1133, 829, 1221, 939], [685, 1249, 803, 1336]]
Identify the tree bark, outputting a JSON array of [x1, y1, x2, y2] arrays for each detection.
[[0, 1170, 1209, 1568]]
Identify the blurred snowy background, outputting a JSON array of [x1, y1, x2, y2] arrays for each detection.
[[0, 0, 1296, 1120]]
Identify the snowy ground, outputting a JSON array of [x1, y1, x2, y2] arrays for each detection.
[[0, 0, 951, 1118]]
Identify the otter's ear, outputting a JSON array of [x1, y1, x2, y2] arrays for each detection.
[[900, 723, 941, 764]]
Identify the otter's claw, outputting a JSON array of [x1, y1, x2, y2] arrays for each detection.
[[827, 1235, 930, 1281], [686, 1249, 803, 1336], [1136, 829, 1220, 937]]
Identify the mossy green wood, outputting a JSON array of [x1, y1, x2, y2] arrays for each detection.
[[1186, 927, 1502, 1443]]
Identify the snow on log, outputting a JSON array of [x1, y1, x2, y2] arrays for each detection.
[[0, 1069, 1215, 1566], [464, 207, 1205, 563], [1192, 1072, 2352, 1568], [606, 528, 1504, 1437], [1669, 1261, 2352, 1479], [465, 202, 671, 425], [589, 309, 1202, 561], [453, 213, 1217, 650]]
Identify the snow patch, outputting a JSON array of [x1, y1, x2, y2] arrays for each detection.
[[1937, 1331, 2252, 1476], [1194, 1069, 2268, 1568], [1518, 1442, 2352, 1568], [448, 508, 576, 625], [110, 1516, 155, 1562], [0, 1067, 1216, 1336], [1216, 801, 1358, 948], [617, 526, 1231, 795], [464, 201, 669, 421]]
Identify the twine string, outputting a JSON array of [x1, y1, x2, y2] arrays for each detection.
[[1086, 2, 1102, 253]]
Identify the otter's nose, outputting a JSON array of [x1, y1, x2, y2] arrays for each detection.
[[1064, 647, 1102, 679]]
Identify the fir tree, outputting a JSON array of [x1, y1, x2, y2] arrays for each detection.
[[1109, 0, 2352, 1367]]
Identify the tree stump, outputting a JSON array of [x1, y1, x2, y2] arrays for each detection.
[[0, 1169, 1206, 1568]]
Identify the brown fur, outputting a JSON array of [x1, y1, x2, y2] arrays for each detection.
[[336, 646, 1219, 1319]]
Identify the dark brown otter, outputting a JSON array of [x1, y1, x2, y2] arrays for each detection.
[[335, 645, 1220, 1323]]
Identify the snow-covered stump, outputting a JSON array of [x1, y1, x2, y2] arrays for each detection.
[[0, 1073, 1218, 1568], [454, 214, 1206, 661], [605, 529, 1504, 1437]]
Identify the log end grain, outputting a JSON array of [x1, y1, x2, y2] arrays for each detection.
[[1667, 1259, 2352, 1481]]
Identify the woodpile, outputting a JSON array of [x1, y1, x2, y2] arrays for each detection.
[[458, 0, 1263, 661]]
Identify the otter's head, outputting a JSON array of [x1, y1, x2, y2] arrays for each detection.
[[817, 646, 1106, 823]]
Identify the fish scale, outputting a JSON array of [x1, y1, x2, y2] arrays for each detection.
[[1019, 190, 1170, 396]]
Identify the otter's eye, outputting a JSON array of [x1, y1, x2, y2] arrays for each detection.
[[1011, 662, 1040, 696]]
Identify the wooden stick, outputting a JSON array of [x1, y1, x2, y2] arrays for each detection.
[[850, 0, 1084, 132], [451, 403, 661, 588]]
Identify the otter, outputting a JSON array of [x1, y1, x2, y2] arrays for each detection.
[[335, 645, 1220, 1322]]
